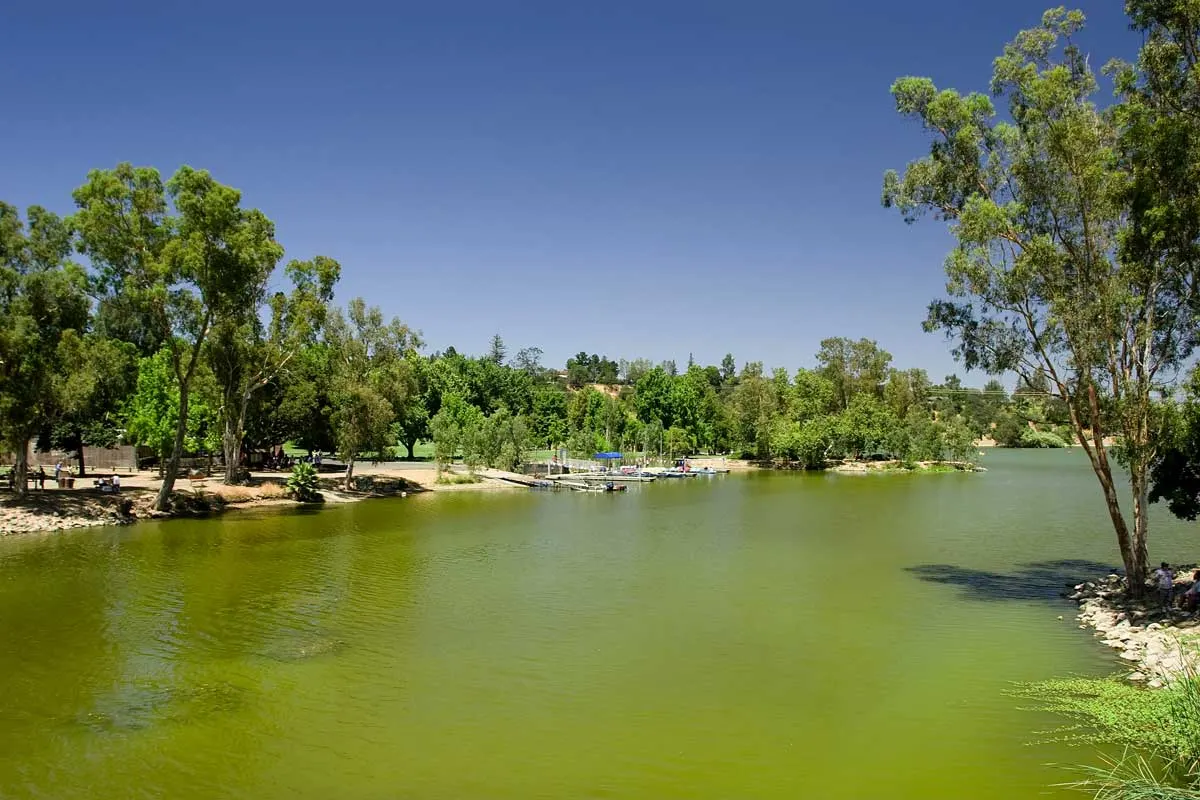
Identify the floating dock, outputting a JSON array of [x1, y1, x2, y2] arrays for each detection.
[[547, 473, 656, 483]]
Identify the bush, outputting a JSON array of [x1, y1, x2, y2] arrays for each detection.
[[1020, 428, 1069, 448], [1053, 425, 1077, 445], [436, 472, 481, 485], [286, 463, 322, 502], [993, 413, 1027, 447]]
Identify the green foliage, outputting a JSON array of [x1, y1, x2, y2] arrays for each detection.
[[771, 417, 835, 468], [1016, 676, 1200, 794], [436, 472, 482, 485], [882, 6, 1200, 589], [73, 163, 284, 509], [0, 203, 90, 492], [566, 351, 618, 387], [941, 417, 978, 462], [1021, 428, 1070, 449], [207, 254, 339, 482], [125, 349, 180, 461], [816, 337, 893, 412], [663, 426, 693, 458], [286, 462, 322, 502], [835, 394, 898, 459], [993, 413, 1027, 447], [1151, 370, 1200, 521]]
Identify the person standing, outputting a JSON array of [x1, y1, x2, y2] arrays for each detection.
[[54, 460, 63, 487], [1154, 562, 1176, 612]]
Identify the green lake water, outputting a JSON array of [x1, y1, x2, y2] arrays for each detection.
[[1, 449, 1196, 799]]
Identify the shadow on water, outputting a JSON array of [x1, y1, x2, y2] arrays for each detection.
[[906, 559, 1119, 602]]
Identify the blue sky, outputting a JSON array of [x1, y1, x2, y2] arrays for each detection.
[[2, 1, 1138, 383]]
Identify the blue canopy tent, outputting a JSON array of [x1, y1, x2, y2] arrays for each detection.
[[593, 452, 623, 471]]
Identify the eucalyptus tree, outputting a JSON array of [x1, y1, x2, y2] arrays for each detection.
[[74, 164, 284, 509], [207, 256, 339, 483], [325, 298, 420, 488], [883, 9, 1200, 592]]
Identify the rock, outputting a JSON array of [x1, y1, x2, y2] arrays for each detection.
[[1128, 672, 1146, 682]]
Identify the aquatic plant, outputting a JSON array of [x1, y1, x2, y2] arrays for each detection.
[[1016, 675, 1200, 796]]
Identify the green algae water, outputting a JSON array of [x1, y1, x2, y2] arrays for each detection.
[[1, 450, 1195, 799]]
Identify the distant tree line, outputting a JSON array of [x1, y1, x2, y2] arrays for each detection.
[[2, 177, 1061, 514]]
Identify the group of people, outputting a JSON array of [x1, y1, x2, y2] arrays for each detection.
[[3, 461, 123, 492], [262, 449, 323, 471], [1153, 562, 1200, 613], [7, 464, 60, 490]]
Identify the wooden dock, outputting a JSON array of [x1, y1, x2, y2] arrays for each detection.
[[548, 473, 656, 483], [473, 468, 553, 488]]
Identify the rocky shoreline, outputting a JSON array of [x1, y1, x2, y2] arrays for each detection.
[[1070, 573, 1200, 688]]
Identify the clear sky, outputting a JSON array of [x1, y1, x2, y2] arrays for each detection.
[[2, 1, 1138, 383]]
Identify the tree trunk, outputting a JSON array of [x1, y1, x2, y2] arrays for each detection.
[[222, 409, 244, 486], [343, 457, 354, 491], [155, 385, 189, 511], [405, 440, 415, 459], [223, 387, 254, 485], [1129, 460, 1152, 598], [12, 440, 29, 499], [1091, 457, 1142, 592], [76, 443, 86, 478]]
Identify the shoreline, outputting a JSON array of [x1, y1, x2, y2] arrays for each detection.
[[1070, 573, 1200, 687], [0, 465, 522, 537]]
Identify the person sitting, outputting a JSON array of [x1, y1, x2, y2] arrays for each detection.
[[1184, 571, 1200, 613]]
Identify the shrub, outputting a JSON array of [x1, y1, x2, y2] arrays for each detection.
[[1020, 428, 1069, 448], [286, 463, 322, 502], [436, 472, 481, 485]]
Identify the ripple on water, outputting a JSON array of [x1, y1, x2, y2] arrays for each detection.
[[75, 681, 250, 734], [253, 631, 348, 664]]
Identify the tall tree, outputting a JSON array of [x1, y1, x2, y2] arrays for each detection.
[[0, 204, 90, 495], [325, 298, 420, 489], [883, 9, 1200, 593], [720, 353, 737, 385], [512, 346, 545, 380], [816, 337, 893, 411], [73, 164, 283, 509], [1125, 1, 1200, 528], [207, 256, 339, 483], [488, 334, 507, 365]]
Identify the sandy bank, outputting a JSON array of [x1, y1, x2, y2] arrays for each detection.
[[0, 463, 520, 537]]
